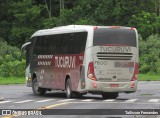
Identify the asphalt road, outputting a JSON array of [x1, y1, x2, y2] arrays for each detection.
[[0, 81, 160, 118]]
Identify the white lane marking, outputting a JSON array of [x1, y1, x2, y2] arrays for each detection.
[[68, 101, 160, 105], [103, 99, 115, 102], [148, 99, 160, 102], [14, 100, 33, 103], [58, 99, 75, 102], [0, 101, 12, 104], [81, 99, 93, 102], [156, 115, 160, 118], [124, 99, 138, 102], [36, 99, 55, 103]]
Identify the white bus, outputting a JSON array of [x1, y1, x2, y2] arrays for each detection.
[[21, 25, 139, 99]]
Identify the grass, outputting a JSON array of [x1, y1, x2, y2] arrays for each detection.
[[0, 77, 25, 85], [0, 74, 160, 85], [138, 74, 160, 81]]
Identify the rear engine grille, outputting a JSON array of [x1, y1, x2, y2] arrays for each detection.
[[97, 52, 133, 60]]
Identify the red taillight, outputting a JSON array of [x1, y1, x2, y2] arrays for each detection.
[[87, 62, 97, 81], [130, 27, 135, 30], [94, 26, 98, 30], [131, 63, 139, 81], [109, 26, 120, 29]]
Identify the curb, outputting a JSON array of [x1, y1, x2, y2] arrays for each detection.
[[0, 97, 4, 101]]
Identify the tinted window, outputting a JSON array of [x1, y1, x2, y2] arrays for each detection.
[[33, 32, 88, 55], [93, 28, 137, 47], [33, 37, 45, 55]]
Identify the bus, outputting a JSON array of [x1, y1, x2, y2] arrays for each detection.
[[21, 25, 139, 99]]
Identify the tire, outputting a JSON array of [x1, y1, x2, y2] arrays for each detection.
[[32, 78, 46, 96], [102, 92, 119, 99], [66, 79, 73, 98]]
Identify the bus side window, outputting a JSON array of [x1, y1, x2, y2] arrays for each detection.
[[61, 34, 69, 54], [33, 36, 43, 55], [25, 46, 30, 67], [79, 32, 88, 53]]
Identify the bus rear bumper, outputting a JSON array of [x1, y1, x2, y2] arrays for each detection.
[[86, 80, 137, 93]]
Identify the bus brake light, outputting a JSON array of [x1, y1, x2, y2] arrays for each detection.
[[131, 63, 138, 81], [130, 27, 135, 30], [94, 26, 98, 30], [87, 62, 97, 81], [109, 26, 120, 29]]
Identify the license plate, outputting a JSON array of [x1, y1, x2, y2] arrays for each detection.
[[110, 84, 119, 88]]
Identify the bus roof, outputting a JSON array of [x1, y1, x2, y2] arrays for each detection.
[[31, 25, 91, 38], [31, 25, 135, 38]]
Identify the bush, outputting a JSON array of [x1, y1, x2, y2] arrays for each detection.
[[0, 40, 25, 77], [139, 34, 160, 73], [0, 60, 25, 77]]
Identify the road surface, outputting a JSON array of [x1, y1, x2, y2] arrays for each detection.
[[0, 81, 160, 118]]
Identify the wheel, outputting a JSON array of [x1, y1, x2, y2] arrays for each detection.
[[66, 79, 73, 98], [102, 92, 119, 99], [32, 78, 46, 95]]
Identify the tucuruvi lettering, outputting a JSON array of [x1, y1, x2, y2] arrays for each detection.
[[100, 46, 131, 53], [55, 56, 76, 68]]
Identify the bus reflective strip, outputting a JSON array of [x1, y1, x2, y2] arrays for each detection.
[[148, 99, 160, 102], [38, 55, 54, 59], [47, 61, 51, 65], [50, 55, 53, 59], [14, 100, 33, 103], [36, 99, 55, 103], [58, 99, 75, 102], [103, 99, 115, 102], [38, 61, 51, 66], [81, 99, 93, 102], [124, 99, 138, 102], [0, 101, 12, 104]]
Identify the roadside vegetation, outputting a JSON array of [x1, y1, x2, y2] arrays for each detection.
[[138, 74, 160, 81], [0, 0, 160, 83], [0, 77, 25, 85]]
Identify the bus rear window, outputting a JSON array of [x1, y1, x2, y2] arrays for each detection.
[[93, 28, 137, 47]]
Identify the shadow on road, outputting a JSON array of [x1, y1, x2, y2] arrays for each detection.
[[28, 91, 129, 101]]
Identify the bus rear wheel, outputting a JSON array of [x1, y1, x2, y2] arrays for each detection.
[[102, 92, 119, 99], [66, 79, 73, 98], [32, 78, 46, 96]]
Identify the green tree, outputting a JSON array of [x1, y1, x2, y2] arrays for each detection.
[[9, 0, 46, 47], [129, 11, 160, 39]]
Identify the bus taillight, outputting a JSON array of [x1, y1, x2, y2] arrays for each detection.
[[109, 26, 120, 29], [131, 63, 139, 81], [87, 62, 97, 81], [130, 27, 135, 30], [94, 26, 98, 30]]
